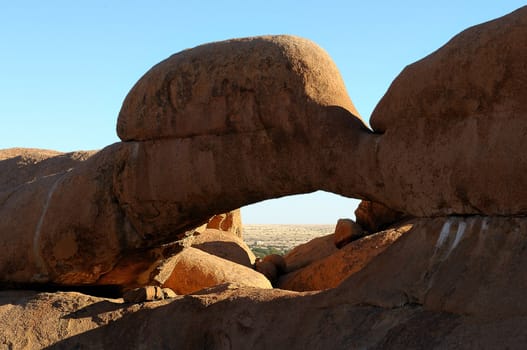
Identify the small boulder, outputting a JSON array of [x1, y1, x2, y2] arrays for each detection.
[[255, 260, 278, 284], [157, 247, 272, 294], [262, 254, 286, 274], [333, 218, 364, 248], [206, 209, 243, 238], [190, 228, 256, 267], [354, 201, 407, 233], [255, 254, 287, 284]]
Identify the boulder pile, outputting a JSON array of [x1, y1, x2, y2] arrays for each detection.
[[2, 5, 527, 349]]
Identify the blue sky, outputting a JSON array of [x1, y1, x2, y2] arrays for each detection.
[[1, 1, 524, 223]]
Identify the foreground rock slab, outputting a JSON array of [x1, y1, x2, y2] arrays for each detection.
[[5, 214, 527, 350], [278, 225, 409, 291]]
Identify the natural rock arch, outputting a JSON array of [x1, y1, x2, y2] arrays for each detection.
[[0, 36, 376, 287], [114, 35, 378, 237], [3, 6, 527, 288]]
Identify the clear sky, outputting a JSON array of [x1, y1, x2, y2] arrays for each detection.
[[1, 1, 524, 223]]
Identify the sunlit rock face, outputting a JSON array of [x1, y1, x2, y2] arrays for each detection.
[[368, 5, 527, 217], [117, 35, 365, 141]]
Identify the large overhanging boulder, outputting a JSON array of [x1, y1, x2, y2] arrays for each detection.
[[117, 35, 363, 141], [369, 6, 527, 216]]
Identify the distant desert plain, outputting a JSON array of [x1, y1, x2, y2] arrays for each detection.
[[243, 224, 335, 257]]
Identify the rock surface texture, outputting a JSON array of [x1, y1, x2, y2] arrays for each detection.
[[205, 209, 243, 238], [2, 5, 527, 349], [0, 147, 126, 285], [0, 148, 251, 288], [190, 228, 256, 267], [282, 233, 339, 273], [117, 35, 364, 140]]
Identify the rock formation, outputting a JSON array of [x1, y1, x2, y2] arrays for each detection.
[[113, 35, 375, 238], [2, 5, 527, 349], [0, 146, 251, 289], [0, 34, 374, 288], [0, 147, 125, 285], [254, 254, 286, 285], [205, 209, 243, 238]]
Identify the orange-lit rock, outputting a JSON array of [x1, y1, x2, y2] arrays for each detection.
[[157, 248, 271, 294], [190, 228, 256, 267], [278, 225, 410, 291]]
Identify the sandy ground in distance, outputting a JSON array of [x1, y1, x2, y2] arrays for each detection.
[[243, 224, 334, 251]]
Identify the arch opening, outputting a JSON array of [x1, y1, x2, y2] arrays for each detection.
[[241, 191, 360, 258]]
